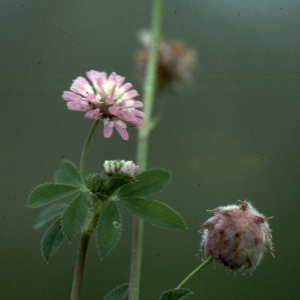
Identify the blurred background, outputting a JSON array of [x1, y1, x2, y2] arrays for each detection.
[[1, 0, 300, 299]]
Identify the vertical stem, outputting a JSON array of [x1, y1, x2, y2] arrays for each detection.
[[129, 0, 164, 299], [70, 120, 99, 300], [70, 234, 90, 300], [79, 120, 100, 177], [136, 0, 163, 172], [176, 257, 213, 289]]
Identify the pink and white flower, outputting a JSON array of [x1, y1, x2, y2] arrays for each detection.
[[62, 71, 144, 140], [104, 160, 139, 176]]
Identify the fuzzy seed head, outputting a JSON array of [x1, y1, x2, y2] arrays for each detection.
[[200, 201, 273, 273]]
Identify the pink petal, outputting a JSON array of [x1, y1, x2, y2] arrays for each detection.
[[113, 82, 134, 100], [85, 108, 101, 119], [86, 70, 107, 92], [70, 77, 94, 96], [114, 120, 129, 140], [121, 110, 137, 123], [122, 90, 139, 100], [108, 106, 120, 116], [62, 91, 84, 102], [122, 83, 133, 93], [107, 72, 118, 82], [115, 74, 125, 87], [117, 99, 143, 108], [104, 126, 113, 138], [103, 119, 114, 138], [132, 109, 145, 117], [86, 93, 101, 105], [131, 100, 143, 108], [123, 109, 144, 124], [129, 118, 144, 126], [67, 101, 90, 111], [106, 97, 115, 105]]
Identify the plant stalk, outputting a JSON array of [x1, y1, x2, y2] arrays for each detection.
[[129, 0, 164, 299], [79, 120, 100, 177], [70, 120, 99, 300], [70, 233, 90, 300], [176, 257, 213, 289]]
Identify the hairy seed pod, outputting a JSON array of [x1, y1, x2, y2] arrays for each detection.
[[201, 201, 273, 273]]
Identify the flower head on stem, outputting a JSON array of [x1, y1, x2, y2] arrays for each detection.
[[201, 201, 273, 273], [62, 71, 144, 140], [136, 29, 197, 90]]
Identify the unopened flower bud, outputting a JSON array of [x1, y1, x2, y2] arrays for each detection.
[[200, 201, 273, 273], [104, 160, 139, 176], [85, 173, 104, 193]]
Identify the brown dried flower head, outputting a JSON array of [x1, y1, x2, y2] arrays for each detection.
[[201, 201, 273, 273], [135, 29, 196, 90]]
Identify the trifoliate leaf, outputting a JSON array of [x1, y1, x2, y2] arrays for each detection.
[[159, 289, 193, 300], [96, 201, 122, 259], [118, 169, 170, 198], [54, 159, 84, 187], [103, 283, 130, 300], [27, 183, 80, 208], [61, 193, 88, 242], [41, 218, 66, 262], [119, 198, 186, 229], [34, 202, 68, 229]]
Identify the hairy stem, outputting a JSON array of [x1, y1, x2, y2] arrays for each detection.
[[176, 257, 213, 289], [129, 0, 164, 299], [70, 233, 90, 300]]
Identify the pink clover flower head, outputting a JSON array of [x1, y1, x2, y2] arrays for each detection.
[[62, 71, 144, 140], [104, 160, 139, 176], [200, 201, 273, 273]]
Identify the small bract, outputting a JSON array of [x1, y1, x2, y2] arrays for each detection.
[[200, 201, 273, 273]]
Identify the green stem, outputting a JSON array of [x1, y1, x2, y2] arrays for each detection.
[[70, 233, 90, 300], [79, 120, 100, 177], [176, 257, 213, 289], [128, 0, 164, 299], [70, 120, 99, 300]]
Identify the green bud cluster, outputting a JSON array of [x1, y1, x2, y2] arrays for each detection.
[[85, 173, 105, 193]]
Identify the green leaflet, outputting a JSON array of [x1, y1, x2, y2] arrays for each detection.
[[34, 202, 68, 229], [106, 177, 133, 196], [103, 283, 130, 300], [159, 289, 193, 300], [118, 169, 170, 198], [61, 193, 88, 241], [119, 198, 186, 229], [27, 183, 80, 208], [54, 159, 84, 187], [41, 218, 66, 262], [96, 201, 122, 259]]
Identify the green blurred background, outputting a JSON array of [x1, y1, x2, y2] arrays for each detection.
[[1, 0, 300, 299]]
